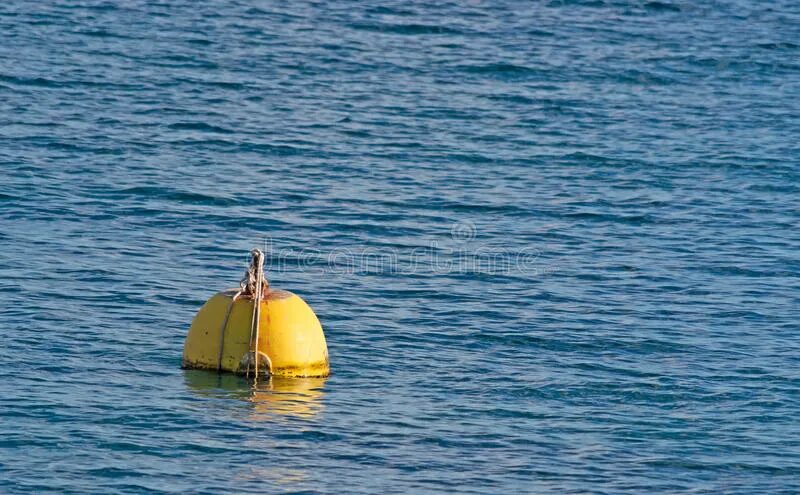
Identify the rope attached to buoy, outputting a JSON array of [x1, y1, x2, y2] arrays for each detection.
[[215, 288, 242, 372], [215, 249, 269, 379], [246, 249, 267, 383]]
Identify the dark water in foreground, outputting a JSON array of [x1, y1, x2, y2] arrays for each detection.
[[1, 1, 799, 493]]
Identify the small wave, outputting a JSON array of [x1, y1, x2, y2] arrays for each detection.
[[244, 142, 307, 156], [0, 73, 141, 90], [757, 42, 799, 51], [457, 63, 543, 79], [67, 3, 119, 11], [185, 38, 214, 46], [644, 1, 681, 12], [167, 77, 249, 90], [75, 29, 132, 39], [365, 6, 415, 15], [615, 69, 677, 86], [528, 29, 556, 37], [115, 186, 237, 206], [151, 55, 219, 70], [550, 0, 606, 7], [164, 138, 305, 156], [563, 211, 656, 225], [167, 122, 233, 134], [0, 74, 62, 88], [348, 22, 464, 35], [484, 94, 536, 105]]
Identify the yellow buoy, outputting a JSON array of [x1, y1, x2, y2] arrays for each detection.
[[182, 249, 330, 378]]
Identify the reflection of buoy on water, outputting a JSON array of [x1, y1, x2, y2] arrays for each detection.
[[184, 370, 327, 420], [182, 249, 330, 378]]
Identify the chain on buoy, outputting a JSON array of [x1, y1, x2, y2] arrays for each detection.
[[183, 249, 330, 379]]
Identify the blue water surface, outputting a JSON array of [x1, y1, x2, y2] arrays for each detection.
[[1, 1, 799, 493]]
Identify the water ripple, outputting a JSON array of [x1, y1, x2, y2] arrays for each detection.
[[1, 0, 799, 494]]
